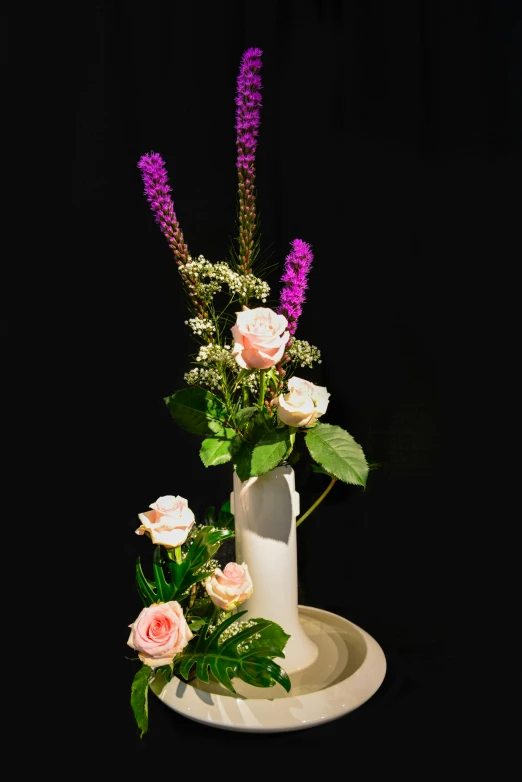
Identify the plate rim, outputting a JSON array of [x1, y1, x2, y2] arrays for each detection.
[[152, 604, 387, 733]]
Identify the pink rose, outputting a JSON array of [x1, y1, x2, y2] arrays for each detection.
[[274, 376, 330, 427], [136, 495, 195, 549], [231, 306, 290, 369], [205, 562, 254, 611], [127, 601, 194, 668]]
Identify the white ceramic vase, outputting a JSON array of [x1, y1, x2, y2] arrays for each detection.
[[230, 463, 319, 674]]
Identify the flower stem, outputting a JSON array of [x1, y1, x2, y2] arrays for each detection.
[[258, 369, 266, 408], [175, 546, 182, 565], [296, 477, 338, 528]]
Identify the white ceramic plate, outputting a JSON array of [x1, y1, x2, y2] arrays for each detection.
[[150, 605, 387, 733]]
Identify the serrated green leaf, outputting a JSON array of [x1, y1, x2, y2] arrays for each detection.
[[235, 406, 258, 426], [305, 423, 369, 487], [165, 388, 227, 436], [311, 462, 336, 478], [250, 427, 291, 477], [233, 439, 253, 482], [175, 611, 291, 694], [250, 413, 273, 445], [200, 428, 237, 467], [131, 666, 151, 739]]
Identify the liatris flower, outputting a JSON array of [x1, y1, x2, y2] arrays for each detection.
[[235, 47, 263, 278], [137, 151, 207, 320], [277, 239, 314, 337], [137, 152, 190, 266]]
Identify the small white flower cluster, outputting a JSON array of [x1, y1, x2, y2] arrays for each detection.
[[212, 618, 263, 646], [185, 317, 216, 335], [197, 557, 220, 575], [185, 255, 270, 302], [221, 264, 270, 302], [195, 343, 237, 370], [287, 339, 322, 368], [184, 367, 222, 391], [237, 370, 259, 393]]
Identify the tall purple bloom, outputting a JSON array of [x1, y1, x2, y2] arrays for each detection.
[[278, 239, 314, 337], [137, 151, 190, 266], [235, 47, 263, 276], [137, 151, 205, 318]]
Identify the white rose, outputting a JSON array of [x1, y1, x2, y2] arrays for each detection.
[[136, 495, 195, 549], [204, 562, 254, 611], [274, 376, 330, 427]]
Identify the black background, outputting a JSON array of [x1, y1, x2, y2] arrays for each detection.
[[62, 0, 522, 768]]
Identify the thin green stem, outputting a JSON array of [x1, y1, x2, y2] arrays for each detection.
[[175, 546, 182, 565], [258, 369, 266, 409], [296, 477, 338, 529]]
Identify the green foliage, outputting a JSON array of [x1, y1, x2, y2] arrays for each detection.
[[311, 463, 336, 478], [131, 665, 151, 739], [250, 427, 291, 477], [164, 388, 227, 436], [176, 611, 291, 694], [232, 439, 253, 482], [200, 428, 239, 466], [235, 406, 259, 427], [135, 525, 234, 606], [217, 500, 234, 530], [305, 423, 369, 487]]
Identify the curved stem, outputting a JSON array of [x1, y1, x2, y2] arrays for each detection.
[[296, 477, 338, 529]]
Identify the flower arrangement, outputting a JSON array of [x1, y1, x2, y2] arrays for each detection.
[[128, 47, 370, 738]]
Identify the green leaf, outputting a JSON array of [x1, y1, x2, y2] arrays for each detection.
[[187, 597, 218, 621], [287, 448, 301, 466], [250, 427, 291, 477], [218, 499, 234, 530], [131, 665, 151, 739], [311, 462, 336, 478], [165, 388, 227, 436], [235, 406, 258, 427], [233, 439, 253, 482], [161, 526, 235, 601], [305, 423, 369, 487], [153, 546, 172, 601], [175, 611, 291, 695], [200, 429, 237, 467], [189, 618, 206, 632], [250, 413, 273, 445], [135, 558, 157, 607]]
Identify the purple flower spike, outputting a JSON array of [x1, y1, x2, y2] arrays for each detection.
[[137, 151, 190, 269], [138, 152, 207, 319], [235, 48, 263, 275], [277, 239, 314, 336]]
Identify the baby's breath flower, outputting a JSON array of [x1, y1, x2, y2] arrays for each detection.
[[183, 255, 270, 303], [187, 317, 216, 336], [195, 344, 238, 370], [184, 367, 222, 391], [217, 618, 261, 644], [287, 339, 322, 368], [235, 369, 259, 393]]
